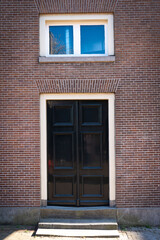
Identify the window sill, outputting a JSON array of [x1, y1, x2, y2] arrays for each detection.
[[39, 56, 115, 63]]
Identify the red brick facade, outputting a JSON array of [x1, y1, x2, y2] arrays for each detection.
[[0, 0, 160, 207]]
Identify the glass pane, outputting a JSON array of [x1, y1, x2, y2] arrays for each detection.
[[81, 25, 105, 54], [49, 26, 73, 55]]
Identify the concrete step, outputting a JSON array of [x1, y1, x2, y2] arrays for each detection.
[[36, 228, 119, 237], [38, 218, 118, 230], [40, 206, 117, 219]]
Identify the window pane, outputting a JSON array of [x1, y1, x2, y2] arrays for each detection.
[[81, 25, 105, 54], [49, 26, 73, 55]]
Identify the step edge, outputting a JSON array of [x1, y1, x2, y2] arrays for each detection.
[[41, 206, 116, 210], [39, 218, 117, 222], [36, 228, 120, 237], [39, 221, 118, 225]]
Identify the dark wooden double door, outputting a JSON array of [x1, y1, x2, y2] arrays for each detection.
[[47, 100, 109, 206]]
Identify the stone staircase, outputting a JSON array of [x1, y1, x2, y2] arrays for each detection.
[[36, 206, 119, 238]]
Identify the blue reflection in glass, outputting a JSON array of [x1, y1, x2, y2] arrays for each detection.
[[49, 26, 73, 55], [81, 25, 105, 54]]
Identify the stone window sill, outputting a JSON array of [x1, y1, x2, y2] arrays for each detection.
[[39, 56, 115, 63]]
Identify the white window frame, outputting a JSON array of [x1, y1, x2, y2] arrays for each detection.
[[40, 14, 114, 59]]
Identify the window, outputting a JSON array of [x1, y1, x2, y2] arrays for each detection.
[[48, 24, 106, 56], [81, 25, 105, 54], [49, 26, 74, 55], [39, 14, 114, 62]]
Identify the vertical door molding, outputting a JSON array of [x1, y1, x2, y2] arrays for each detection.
[[40, 93, 116, 207]]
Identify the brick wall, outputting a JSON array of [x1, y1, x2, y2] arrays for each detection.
[[115, 0, 160, 207], [0, 0, 159, 207], [0, 0, 40, 206]]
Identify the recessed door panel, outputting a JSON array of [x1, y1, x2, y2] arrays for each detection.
[[81, 132, 102, 169], [54, 175, 74, 197], [54, 105, 73, 126], [47, 100, 108, 206], [81, 104, 102, 125], [54, 133, 74, 169], [82, 175, 103, 197]]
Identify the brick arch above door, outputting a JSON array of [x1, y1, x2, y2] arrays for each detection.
[[34, 0, 119, 13], [35, 79, 120, 94]]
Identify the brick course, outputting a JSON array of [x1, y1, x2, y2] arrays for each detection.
[[0, 0, 160, 207], [34, 0, 118, 13], [35, 79, 120, 93]]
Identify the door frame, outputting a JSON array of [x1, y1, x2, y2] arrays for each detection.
[[40, 93, 116, 207]]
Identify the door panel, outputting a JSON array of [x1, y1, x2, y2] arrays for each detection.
[[47, 100, 108, 206], [54, 132, 74, 169], [54, 175, 75, 197], [81, 132, 102, 169], [82, 175, 103, 197], [53, 105, 73, 126], [80, 104, 102, 125]]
